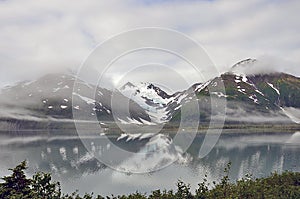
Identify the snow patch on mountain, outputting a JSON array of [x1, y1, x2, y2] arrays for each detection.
[[121, 82, 173, 106], [195, 81, 211, 92], [249, 95, 259, 104], [119, 82, 174, 123], [175, 93, 188, 104], [211, 92, 227, 98], [267, 83, 280, 95], [255, 89, 265, 96], [73, 92, 96, 105]]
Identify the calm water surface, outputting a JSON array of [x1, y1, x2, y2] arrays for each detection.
[[0, 130, 299, 196]]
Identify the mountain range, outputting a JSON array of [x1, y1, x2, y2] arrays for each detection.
[[1, 59, 300, 131]]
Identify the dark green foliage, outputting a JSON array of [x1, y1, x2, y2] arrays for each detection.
[[31, 172, 61, 199], [148, 189, 174, 199], [1, 161, 300, 199], [175, 180, 193, 199], [0, 161, 61, 199], [0, 161, 32, 199]]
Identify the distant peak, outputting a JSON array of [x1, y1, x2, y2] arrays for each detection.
[[231, 58, 257, 69], [146, 83, 159, 90], [120, 82, 136, 90]]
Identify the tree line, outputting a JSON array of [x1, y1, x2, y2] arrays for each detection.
[[0, 161, 299, 199]]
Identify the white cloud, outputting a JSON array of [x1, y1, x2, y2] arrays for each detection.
[[231, 55, 299, 75], [0, 0, 299, 88]]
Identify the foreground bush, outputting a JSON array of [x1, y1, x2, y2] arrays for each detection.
[[0, 162, 299, 199]]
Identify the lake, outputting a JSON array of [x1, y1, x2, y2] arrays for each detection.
[[0, 130, 299, 196]]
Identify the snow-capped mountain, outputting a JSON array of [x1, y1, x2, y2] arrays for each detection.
[[0, 73, 151, 130], [119, 82, 175, 123], [1, 59, 300, 131], [118, 82, 202, 124], [170, 60, 300, 124]]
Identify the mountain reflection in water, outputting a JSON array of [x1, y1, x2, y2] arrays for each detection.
[[0, 131, 299, 196]]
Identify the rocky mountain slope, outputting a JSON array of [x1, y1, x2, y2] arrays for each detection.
[[0, 74, 151, 130], [170, 60, 300, 124], [118, 82, 188, 123], [1, 59, 300, 131]]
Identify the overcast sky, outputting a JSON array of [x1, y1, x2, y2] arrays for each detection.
[[0, 0, 300, 89]]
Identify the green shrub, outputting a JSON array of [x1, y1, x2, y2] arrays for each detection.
[[0, 161, 299, 199]]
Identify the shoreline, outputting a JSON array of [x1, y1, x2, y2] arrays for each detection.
[[0, 123, 299, 136]]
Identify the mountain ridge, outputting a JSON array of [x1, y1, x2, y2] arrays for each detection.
[[1, 59, 300, 131]]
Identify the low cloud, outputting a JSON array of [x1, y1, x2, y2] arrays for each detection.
[[231, 55, 299, 76], [0, 0, 300, 88], [224, 104, 294, 124]]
